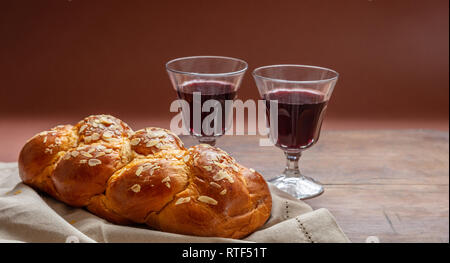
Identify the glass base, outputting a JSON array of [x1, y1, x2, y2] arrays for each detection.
[[196, 136, 216, 146], [269, 175, 324, 200]]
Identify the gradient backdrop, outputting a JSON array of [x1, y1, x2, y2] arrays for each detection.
[[0, 0, 448, 160]]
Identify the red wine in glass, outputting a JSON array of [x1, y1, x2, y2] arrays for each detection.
[[177, 81, 236, 137], [264, 89, 328, 150], [254, 64, 338, 199]]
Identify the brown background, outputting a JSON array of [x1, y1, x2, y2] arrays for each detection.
[[0, 0, 448, 160]]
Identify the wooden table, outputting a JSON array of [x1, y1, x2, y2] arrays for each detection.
[[183, 130, 449, 243]]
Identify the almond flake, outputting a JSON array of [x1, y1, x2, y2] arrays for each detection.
[[81, 152, 93, 158], [209, 182, 221, 188], [100, 117, 113, 125], [102, 131, 113, 139], [249, 168, 255, 173], [79, 160, 87, 164], [88, 159, 102, 166], [146, 140, 159, 147], [164, 182, 171, 188], [158, 144, 172, 150], [149, 165, 160, 175], [97, 145, 106, 150], [135, 166, 144, 176], [215, 161, 231, 170], [149, 130, 166, 138], [79, 125, 87, 134], [43, 137, 47, 143], [161, 176, 171, 183], [203, 166, 212, 172], [183, 155, 190, 162], [71, 151, 79, 157], [95, 152, 106, 158], [198, 196, 218, 205], [91, 133, 100, 141], [55, 138, 62, 145], [213, 170, 234, 183], [87, 148, 95, 154], [232, 165, 239, 172], [175, 197, 191, 205], [44, 148, 52, 154], [84, 136, 92, 143], [104, 148, 113, 154], [130, 184, 141, 193], [220, 189, 227, 195], [214, 154, 224, 162], [130, 138, 141, 146], [142, 163, 154, 169]]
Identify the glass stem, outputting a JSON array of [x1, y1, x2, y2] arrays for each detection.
[[284, 151, 302, 177]]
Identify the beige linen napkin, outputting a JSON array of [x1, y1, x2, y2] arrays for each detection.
[[0, 162, 349, 243]]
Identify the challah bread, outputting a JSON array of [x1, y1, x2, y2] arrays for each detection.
[[18, 115, 272, 239]]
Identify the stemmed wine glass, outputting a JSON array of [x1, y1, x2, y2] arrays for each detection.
[[166, 56, 248, 146], [253, 65, 338, 199]]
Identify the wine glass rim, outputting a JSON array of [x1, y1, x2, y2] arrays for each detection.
[[166, 55, 248, 77], [253, 64, 339, 84]]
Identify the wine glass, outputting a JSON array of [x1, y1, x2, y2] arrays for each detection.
[[166, 56, 248, 146], [253, 65, 338, 199]]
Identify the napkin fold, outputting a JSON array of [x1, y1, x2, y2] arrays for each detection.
[[0, 162, 349, 243]]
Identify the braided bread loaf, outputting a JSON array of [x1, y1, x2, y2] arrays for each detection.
[[18, 115, 272, 238]]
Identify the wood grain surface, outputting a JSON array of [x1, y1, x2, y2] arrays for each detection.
[[182, 130, 449, 243]]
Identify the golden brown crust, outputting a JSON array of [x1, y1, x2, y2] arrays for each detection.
[[105, 158, 189, 223], [147, 144, 272, 238], [86, 195, 132, 225], [18, 125, 77, 198], [18, 115, 272, 238], [52, 144, 125, 207], [75, 115, 133, 146], [130, 128, 185, 156]]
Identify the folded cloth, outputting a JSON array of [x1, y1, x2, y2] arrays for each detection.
[[0, 162, 349, 243]]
